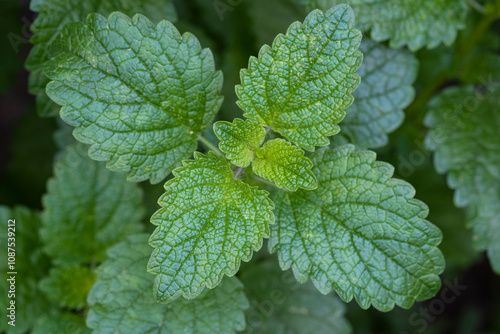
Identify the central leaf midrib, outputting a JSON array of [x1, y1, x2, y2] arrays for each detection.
[[289, 190, 436, 291], [266, 11, 349, 121], [161, 176, 239, 298], [69, 26, 194, 132]]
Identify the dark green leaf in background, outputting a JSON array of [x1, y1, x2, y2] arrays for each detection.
[[333, 38, 418, 149], [41, 144, 144, 265], [240, 257, 351, 334], [425, 85, 500, 273], [88, 234, 249, 333], [308, 0, 468, 51]]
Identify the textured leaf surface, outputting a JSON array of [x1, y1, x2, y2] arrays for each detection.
[[0, 206, 53, 334], [308, 0, 467, 51], [253, 139, 318, 191], [41, 144, 144, 265], [236, 5, 362, 151], [425, 86, 500, 273], [269, 144, 445, 311], [44, 13, 223, 183], [214, 118, 266, 167], [27, 0, 177, 117], [88, 234, 248, 333], [149, 152, 275, 302], [39, 265, 96, 309], [240, 257, 351, 334], [33, 313, 90, 334], [334, 38, 418, 149]]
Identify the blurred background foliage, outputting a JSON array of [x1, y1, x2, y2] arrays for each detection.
[[1, 0, 500, 333]]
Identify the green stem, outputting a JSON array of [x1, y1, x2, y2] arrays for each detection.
[[460, 15, 498, 60], [253, 175, 283, 190], [406, 71, 448, 122], [197, 134, 222, 156], [233, 167, 244, 180]]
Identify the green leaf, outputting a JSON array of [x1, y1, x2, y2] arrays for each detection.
[[148, 152, 275, 302], [26, 0, 177, 117], [88, 234, 248, 333], [33, 312, 90, 334], [269, 144, 445, 311], [39, 265, 96, 309], [0, 206, 53, 334], [41, 144, 144, 265], [333, 38, 418, 149], [44, 12, 223, 183], [240, 257, 351, 334], [214, 118, 266, 167], [236, 5, 362, 151], [253, 139, 318, 191], [308, 0, 467, 51], [424, 85, 500, 273]]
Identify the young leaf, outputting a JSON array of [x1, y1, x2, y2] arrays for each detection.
[[148, 152, 275, 302], [44, 12, 223, 183], [253, 139, 318, 191], [236, 5, 362, 151], [41, 144, 144, 265], [214, 118, 266, 167], [26, 0, 177, 117], [308, 0, 467, 51], [87, 234, 248, 333], [0, 206, 53, 334], [425, 85, 500, 273], [333, 38, 418, 149], [269, 144, 445, 311], [39, 265, 96, 309], [240, 257, 351, 334]]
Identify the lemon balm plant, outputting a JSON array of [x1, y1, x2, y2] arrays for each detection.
[[2, 0, 500, 333]]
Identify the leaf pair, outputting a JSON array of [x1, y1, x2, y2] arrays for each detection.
[[214, 119, 317, 191]]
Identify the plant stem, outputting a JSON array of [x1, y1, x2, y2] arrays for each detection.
[[405, 71, 448, 123], [253, 175, 283, 190], [233, 167, 244, 180], [197, 134, 222, 156]]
